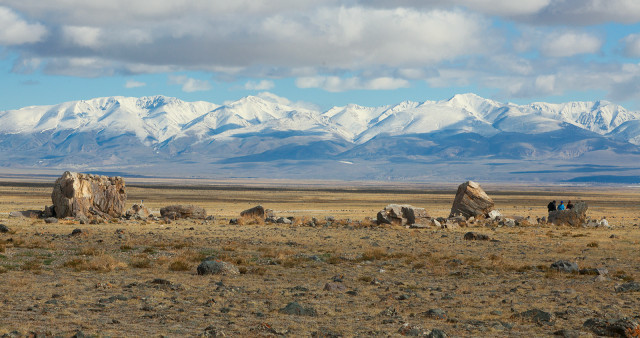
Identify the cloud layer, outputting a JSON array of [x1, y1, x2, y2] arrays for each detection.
[[1, 1, 639, 102]]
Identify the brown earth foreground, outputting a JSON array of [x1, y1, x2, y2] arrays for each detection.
[[0, 182, 639, 337]]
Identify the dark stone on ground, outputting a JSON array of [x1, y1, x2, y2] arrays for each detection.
[[44, 217, 58, 224], [550, 260, 579, 273], [0, 224, 9, 233], [463, 232, 489, 241], [197, 260, 240, 275], [240, 205, 265, 219], [279, 302, 317, 316], [71, 228, 83, 236], [423, 308, 447, 320], [583, 317, 639, 337], [614, 282, 640, 293], [160, 205, 206, 219], [512, 309, 555, 325], [553, 329, 581, 338]]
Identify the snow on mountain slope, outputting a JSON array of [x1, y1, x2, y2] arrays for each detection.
[[526, 100, 640, 134], [1, 93, 639, 169]]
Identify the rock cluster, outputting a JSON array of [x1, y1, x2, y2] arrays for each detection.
[[51, 171, 127, 219], [160, 205, 206, 219], [377, 204, 429, 226], [548, 201, 588, 226], [449, 181, 495, 219]]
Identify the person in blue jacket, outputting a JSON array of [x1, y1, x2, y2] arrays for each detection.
[[557, 201, 566, 210]]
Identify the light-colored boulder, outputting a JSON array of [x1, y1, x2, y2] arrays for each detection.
[[51, 171, 127, 218], [377, 204, 429, 226], [449, 181, 495, 219]]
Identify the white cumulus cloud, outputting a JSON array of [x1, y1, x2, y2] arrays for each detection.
[[244, 80, 274, 90], [62, 25, 102, 48], [541, 32, 602, 57], [125, 80, 146, 88], [296, 76, 409, 92], [0, 6, 47, 45], [622, 33, 640, 58], [169, 75, 212, 92]]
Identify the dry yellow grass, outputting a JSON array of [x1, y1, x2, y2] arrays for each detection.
[[0, 181, 638, 336]]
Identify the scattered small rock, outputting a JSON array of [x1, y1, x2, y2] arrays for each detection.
[[423, 308, 447, 320], [44, 217, 58, 224], [579, 268, 608, 276], [583, 317, 639, 337], [463, 232, 489, 241], [323, 283, 347, 292], [70, 228, 83, 236], [0, 224, 9, 233], [550, 260, 579, 273], [614, 282, 640, 293], [203, 325, 226, 337], [278, 302, 317, 316], [512, 309, 555, 325], [553, 329, 580, 338], [197, 260, 240, 275]]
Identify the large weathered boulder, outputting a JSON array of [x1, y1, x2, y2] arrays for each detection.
[[548, 201, 588, 226], [377, 204, 429, 226], [449, 181, 495, 219], [240, 205, 265, 219], [160, 205, 206, 219], [51, 171, 127, 218]]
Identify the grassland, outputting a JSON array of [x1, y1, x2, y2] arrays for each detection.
[[0, 181, 639, 337]]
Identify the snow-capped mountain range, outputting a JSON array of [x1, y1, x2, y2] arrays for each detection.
[[2, 93, 640, 183]]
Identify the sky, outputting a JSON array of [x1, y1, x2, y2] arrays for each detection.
[[1, 0, 640, 111]]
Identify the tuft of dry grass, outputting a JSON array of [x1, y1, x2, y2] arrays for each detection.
[[168, 259, 191, 271], [63, 255, 127, 272], [360, 247, 387, 261], [587, 241, 599, 248]]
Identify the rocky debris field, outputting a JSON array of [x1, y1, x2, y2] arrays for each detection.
[[0, 211, 639, 337]]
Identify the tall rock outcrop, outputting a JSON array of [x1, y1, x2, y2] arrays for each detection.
[[51, 171, 127, 218], [548, 201, 588, 226], [449, 181, 495, 218]]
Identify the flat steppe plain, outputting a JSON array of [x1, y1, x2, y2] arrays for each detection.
[[0, 181, 639, 337]]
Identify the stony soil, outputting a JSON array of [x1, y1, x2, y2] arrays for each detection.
[[0, 182, 639, 337]]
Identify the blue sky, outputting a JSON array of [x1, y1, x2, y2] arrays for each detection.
[[1, 0, 640, 111]]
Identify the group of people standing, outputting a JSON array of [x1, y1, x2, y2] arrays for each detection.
[[547, 200, 574, 212]]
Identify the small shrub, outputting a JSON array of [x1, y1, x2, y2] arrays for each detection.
[[412, 262, 426, 269], [21, 259, 41, 271], [120, 244, 134, 252], [361, 248, 387, 261], [0, 265, 7, 274], [168, 259, 190, 271], [131, 257, 152, 268], [326, 256, 341, 265], [78, 246, 102, 256], [358, 276, 373, 283], [0, 245, 4, 253], [142, 247, 157, 254], [587, 241, 599, 248], [63, 258, 86, 270]]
